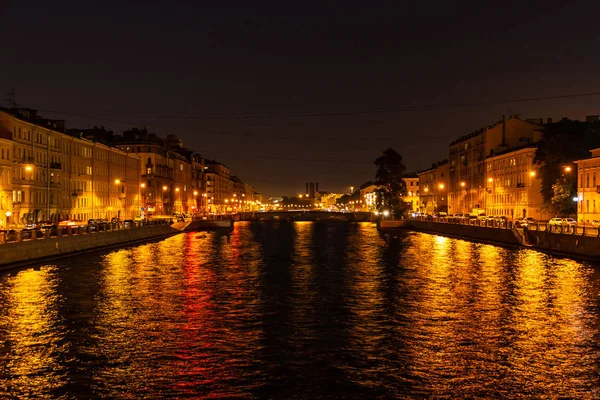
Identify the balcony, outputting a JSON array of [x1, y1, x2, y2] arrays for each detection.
[[50, 181, 62, 188], [118, 193, 126, 199], [516, 183, 525, 188], [50, 162, 62, 170], [597, 185, 600, 193], [71, 189, 83, 197]]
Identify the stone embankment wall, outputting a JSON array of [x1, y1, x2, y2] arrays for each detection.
[[0, 225, 178, 268], [525, 230, 600, 258], [388, 220, 521, 246], [380, 219, 600, 260]]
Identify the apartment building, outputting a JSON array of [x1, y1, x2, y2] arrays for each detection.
[[205, 161, 233, 213], [574, 148, 600, 223], [448, 115, 542, 214], [0, 108, 140, 226], [484, 145, 551, 221], [114, 130, 195, 216], [417, 160, 449, 214], [403, 175, 420, 212]]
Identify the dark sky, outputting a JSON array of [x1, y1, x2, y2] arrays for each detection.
[[2, 1, 600, 197]]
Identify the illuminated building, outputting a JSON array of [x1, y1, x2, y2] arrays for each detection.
[[448, 115, 542, 214], [0, 108, 140, 225], [417, 160, 448, 214], [574, 148, 600, 223], [403, 174, 420, 212], [484, 145, 551, 220], [205, 161, 233, 213], [115, 130, 192, 216]]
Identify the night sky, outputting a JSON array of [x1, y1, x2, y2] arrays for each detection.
[[2, 1, 600, 197]]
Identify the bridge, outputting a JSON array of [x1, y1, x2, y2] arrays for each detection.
[[238, 210, 373, 222]]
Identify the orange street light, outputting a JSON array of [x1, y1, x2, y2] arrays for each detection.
[[530, 171, 536, 177], [175, 187, 180, 192], [460, 181, 466, 187], [564, 166, 572, 172], [114, 179, 121, 185], [439, 183, 445, 190], [488, 177, 493, 182], [162, 185, 168, 191], [193, 190, 198, 196], [140, 183, 146, 188], [25, 165, 33, 172]]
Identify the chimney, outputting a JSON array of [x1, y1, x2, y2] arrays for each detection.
[[316, 181, 319, 192], [501, 114, 506, 146], [306, 182, 309, 196]]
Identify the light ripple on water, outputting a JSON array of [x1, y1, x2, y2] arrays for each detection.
[[0, 221, 599, 399]]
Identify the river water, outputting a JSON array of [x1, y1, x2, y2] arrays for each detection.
[[0, 221, 599, 399]]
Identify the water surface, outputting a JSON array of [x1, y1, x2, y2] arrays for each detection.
[[0, 221, 599, 398]]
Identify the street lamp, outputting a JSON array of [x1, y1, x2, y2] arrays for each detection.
[[139, 183, 146, 218], [114, 179, 125, 219], [460, 181, 467, 213]]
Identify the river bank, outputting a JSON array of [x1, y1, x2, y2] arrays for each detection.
[[380, 219, 600, 260], [0, 223, 182, 270]]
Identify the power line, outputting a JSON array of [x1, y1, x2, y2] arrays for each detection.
[[37, 90, 600, 121]]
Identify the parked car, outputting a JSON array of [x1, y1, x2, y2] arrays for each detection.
[[433, 212, 448, 218], [495, 216, 509, 224], [1, 229, 18, 241], [38, 221, 54, 231], [58, 220, 78, 227], [515, 218, 535, 228], [591, 220, 600, 227], [549, 218, 577, 226], [110, 217, 122, 224], [88, 219, 108, 231]]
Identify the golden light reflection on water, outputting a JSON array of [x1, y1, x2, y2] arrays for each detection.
[[0, 225, 599, 398], [0, 266, 65, 398]]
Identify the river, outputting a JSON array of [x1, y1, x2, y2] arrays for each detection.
[[0, 221, 599, 399]]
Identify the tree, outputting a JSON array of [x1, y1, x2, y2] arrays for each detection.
[[550, 179, 576, 216], [534, 119, 600, 215], [374, 148, 409, 218]]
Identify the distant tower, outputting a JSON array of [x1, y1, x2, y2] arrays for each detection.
[[5, 89, 16, 108]]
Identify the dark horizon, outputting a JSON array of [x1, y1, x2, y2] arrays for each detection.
[[2, 1, 600, 197]]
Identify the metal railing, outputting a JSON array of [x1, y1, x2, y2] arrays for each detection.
[[411, 216, 600, 238], [0, 219, 171, 244]]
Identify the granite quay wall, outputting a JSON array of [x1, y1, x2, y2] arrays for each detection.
[[400, 220, 521, 246], [379, 217, 600, 260], [0, 223, 179, 268], [525, 230, 600, 258]]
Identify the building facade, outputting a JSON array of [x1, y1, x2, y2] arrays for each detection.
[[114, 130, 195, 216], [0, 108, 141, 226], [448, 115, 542, 215], [403, 176, 420, 212], [417, 160, 449, 214], [205, 161, 232, 213], [484, 146, 551, 221], [575, 148, 600, 223]]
